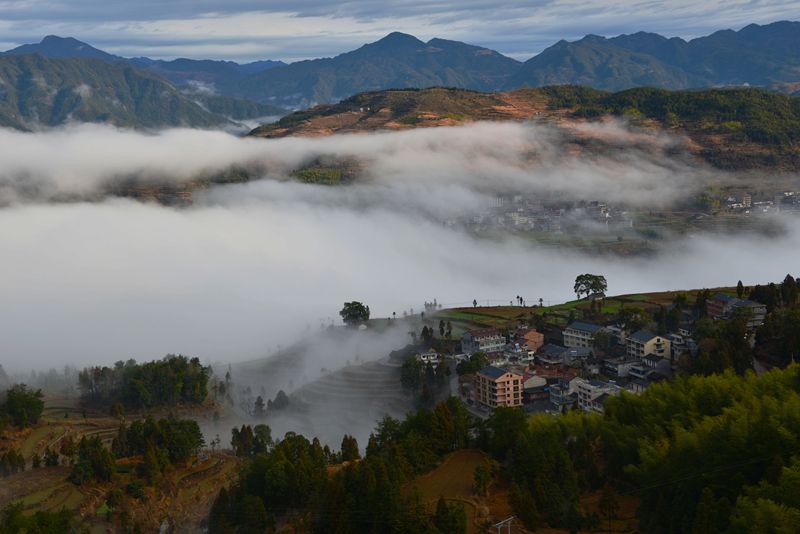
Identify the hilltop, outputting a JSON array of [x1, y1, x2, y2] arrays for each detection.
[[250, 86, 800, 171]]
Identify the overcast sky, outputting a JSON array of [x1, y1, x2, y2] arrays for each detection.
[[0, 1, 796, 62]]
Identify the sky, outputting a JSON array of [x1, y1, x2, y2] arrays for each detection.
[[0, 0, 796, 62]]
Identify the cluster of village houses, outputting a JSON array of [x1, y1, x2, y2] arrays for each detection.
[[416, 292, 767, 415], [442, 191, 800, 238], [725, 190, 800, 214], [444, 196, 632, 235]]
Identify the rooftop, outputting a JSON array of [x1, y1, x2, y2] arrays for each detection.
[[566, 321, 604, 334], [630, 329, 659, 343], [466, 327, 503, 338], [478, 365, 512, 380], [539, 343, 567, 357]]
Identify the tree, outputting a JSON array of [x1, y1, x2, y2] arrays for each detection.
[[1, 384, 44, 428], [401, 358, 424, 392], [439, 320, 445, 337], [339, 301, 370, 326], [456, 352, 489, 375], [598, 483, 620, 532], [781, 274, 798, 306], [253, 395, 266, 418], [70, 436, 114, 485], [737, 280, 745, 298], [509, 482, 540, 531], [473, 299, 477, 308], [434, 497, 467, 534], [340, 434, 360, 462], [473, 463, 490, 496], [574, 274, 607, 299], [272, 390, 289, 410]]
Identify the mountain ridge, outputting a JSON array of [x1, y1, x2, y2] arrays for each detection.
[[2, 22, 800, 122], [249, 85, 800, 171], [0, 54, 263, 130]]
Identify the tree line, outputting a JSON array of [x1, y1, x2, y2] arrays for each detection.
[[77, 355, 209, 410], [209, 396, 471, 533], [208, 362, 800, 533]]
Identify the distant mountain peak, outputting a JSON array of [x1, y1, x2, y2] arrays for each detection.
[[41, 35, 81, 44], [3, 34, 119, 61], [372, 32, 425, 47]]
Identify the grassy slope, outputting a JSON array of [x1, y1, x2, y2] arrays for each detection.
[[434, 287, 736, 336], [250, 86, 800, 171]]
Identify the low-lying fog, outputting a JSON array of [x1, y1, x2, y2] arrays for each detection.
[[0, 121, 798, 376]]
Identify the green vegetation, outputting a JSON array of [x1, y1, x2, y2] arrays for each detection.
[[0, 55, 230, 130], [0, 504, 81, 534], [77, 355, 209, 410], [255, 84, 800, 171], [339, 301, 370, 326], [289, 157, 361, 185], [400, 356, 449, 406], [69, 436, 115, 485], [1, 383, 44, 428], [573, 273, 608, 299], [113, 416, 204, 467], [209, 364, 800, 532], [291, 166, 346, 185], [565, 87, 800, 146], [455, 352, 489, 375], [0, 449, 25, 477], [209, 397, 471, 533]]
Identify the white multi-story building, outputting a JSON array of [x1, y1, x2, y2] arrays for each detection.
[[563, 321, 605, 348]]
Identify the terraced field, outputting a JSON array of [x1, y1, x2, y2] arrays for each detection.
[[269, 358, 414, 446]]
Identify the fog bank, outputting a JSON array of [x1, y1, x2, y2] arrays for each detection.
[[0, 121, 708, 206], [1, 189, 799, 373]]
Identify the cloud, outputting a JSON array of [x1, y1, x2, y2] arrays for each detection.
[[0, 123, 800, 374], [1, 119, 799, 440], [0, 121, 703, 206], [2, 187, 800, 376], [0, 120, 795, 377], [0, 1, 794, 61]]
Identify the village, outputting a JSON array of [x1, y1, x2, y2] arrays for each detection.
[[442, 189, 800, 247], [408, 287, 768, 417]]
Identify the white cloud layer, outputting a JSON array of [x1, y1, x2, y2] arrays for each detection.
[[0, 122, 798, 373], [0, 121, 701, 206]]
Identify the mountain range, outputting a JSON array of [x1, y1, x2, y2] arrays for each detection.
[[0, 21, 799, 129], [507, 22, 800, 91]]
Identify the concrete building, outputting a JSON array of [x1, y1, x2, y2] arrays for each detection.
[[626, 330, 671, 359], [573, 378, 621, 413], [549, 379, 578, 410], [537, 344, 568, 365], [416, 349, 440, 368], [462, 328, 506, 355], [473, 365, 523, 409], [707, 293, 767, 330], [563, 321, 605, 348], [602, 356, 639, 378], [519, 328, 545, 352]]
